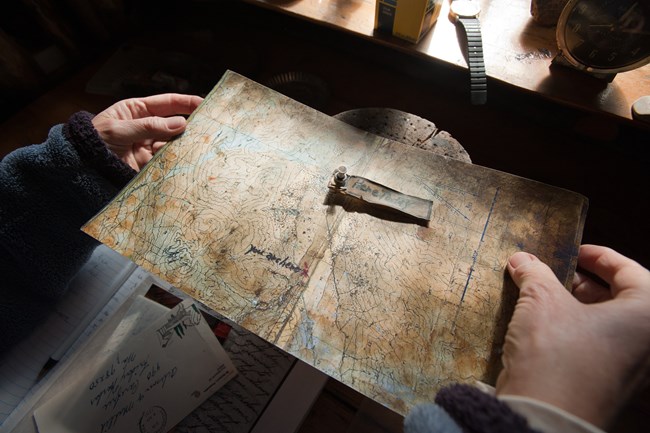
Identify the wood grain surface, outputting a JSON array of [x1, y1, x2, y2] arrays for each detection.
[[244, 0, 650, 122]]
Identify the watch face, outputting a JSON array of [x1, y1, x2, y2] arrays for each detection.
[[450, 0, 481, 19], [557, 0, 650, 73]]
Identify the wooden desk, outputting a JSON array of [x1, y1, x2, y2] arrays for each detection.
[[244, 0, 650, 123]]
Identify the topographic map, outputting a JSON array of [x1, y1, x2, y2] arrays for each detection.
[[83, 71, 588, 415]]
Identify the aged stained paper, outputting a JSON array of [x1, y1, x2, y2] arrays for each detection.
[[83, 70, 587, 415]]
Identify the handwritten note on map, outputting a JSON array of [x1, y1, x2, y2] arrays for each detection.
[[83, 70, 588, 415]]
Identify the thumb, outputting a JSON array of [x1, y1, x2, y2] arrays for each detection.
[[135, 115, 187, 136], [118, 116, 187, 143], [507, 252, 570, 302]]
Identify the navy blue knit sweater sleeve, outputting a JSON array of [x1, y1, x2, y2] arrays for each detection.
[[0, 111, 136, 354], [404, 384, 542, 433]]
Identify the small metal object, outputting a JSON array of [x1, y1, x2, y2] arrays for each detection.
[[632, 96, 650, 124], [335, 166, 347, 181], [329, 166, 349, 190]]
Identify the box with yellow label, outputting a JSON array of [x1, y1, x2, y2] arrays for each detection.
[[375, 0, 443, 43]]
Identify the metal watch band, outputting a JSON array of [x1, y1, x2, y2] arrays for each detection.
[[457, 17, 487, 105]]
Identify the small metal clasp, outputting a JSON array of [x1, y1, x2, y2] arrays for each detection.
[[329, 165, 349, 190]]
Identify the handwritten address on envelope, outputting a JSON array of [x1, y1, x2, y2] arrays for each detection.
[[34, 299, 237, 433]]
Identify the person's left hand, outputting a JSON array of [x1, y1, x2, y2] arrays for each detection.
[[92, 93, 203, 171], [496, 245, 650, 428]]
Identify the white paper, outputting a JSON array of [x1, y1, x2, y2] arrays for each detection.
[[0, 245, 137, 426], [2, 268, 151, 433], [33, 299, 237, 433]]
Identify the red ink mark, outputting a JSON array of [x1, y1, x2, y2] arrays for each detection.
[[301, 262, 310, 278]]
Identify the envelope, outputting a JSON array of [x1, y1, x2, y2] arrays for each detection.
[[34, 299, 237, 433]]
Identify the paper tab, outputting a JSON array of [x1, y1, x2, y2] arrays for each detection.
[[328, 166, 433, 222]]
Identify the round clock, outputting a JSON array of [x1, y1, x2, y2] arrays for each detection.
[[556, 0, 650, 74]]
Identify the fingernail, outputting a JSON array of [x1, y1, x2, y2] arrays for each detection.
[[167, 116, 186, 129], [508, 252, 535, 269]]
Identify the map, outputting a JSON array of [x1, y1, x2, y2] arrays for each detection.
[[83, 70, 588, 415]]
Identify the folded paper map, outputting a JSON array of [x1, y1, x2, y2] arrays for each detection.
[[83, 70, 588, 415]]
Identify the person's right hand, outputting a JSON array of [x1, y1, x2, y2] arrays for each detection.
[[496, 244, 650, 429], [92, 93, 203, 171]]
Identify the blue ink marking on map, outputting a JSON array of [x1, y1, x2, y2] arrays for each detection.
[[422, 184, 469, 221], [460, 187, 500, 304]]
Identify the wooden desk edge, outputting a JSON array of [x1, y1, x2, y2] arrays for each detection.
[[244, 0, 650, 124]]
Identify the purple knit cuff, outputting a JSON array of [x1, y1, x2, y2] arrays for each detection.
[[63, 111, 136, 188], [435, 384, 541, 433]]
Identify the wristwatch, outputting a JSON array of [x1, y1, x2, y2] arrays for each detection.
[[449, 0, 487, 105]]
